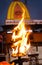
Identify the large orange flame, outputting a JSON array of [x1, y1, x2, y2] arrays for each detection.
[[11, 8, 31, 57]]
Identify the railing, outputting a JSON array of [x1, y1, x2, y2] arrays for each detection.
[[5, 20, 42, 25]]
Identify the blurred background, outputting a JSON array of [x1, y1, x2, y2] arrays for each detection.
[[0, 0, 42, 65]]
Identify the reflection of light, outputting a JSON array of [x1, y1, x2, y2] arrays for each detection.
[[7, 31, 12, 33], [34, 28, 42, 32], [27, 30, 33, 32]]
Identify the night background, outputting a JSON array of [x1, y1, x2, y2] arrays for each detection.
[[0, 0, 42, 64], [0, 0, 42, 25]]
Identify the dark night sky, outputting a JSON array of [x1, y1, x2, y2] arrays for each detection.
[[0, 0, 42, 26]]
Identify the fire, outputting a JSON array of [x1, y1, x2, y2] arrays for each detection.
[[11, 8, 31, 57]]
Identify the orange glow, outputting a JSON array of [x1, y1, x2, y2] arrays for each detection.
[[11, 8, 31, 57]]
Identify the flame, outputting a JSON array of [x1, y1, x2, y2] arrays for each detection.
[[11, 8, 31, 57]]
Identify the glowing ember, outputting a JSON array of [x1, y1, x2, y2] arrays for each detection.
[[11, 8, 31, 57]]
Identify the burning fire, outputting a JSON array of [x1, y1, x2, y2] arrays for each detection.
[[11, 8, 31, 57]]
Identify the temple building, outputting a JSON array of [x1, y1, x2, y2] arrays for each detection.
[[0, 0, 42, 65]]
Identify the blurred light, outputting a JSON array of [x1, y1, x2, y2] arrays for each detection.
[[27, 30, 33, 32], [7, 31, 12, 33]]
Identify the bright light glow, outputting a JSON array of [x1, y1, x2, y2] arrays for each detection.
[[11, 8, 31, 57], [7, 31, 12, 33]]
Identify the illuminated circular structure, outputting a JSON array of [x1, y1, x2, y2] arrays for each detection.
[[7, 1, 30, 20]]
